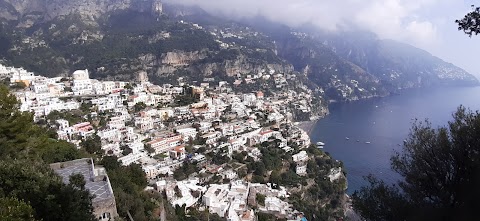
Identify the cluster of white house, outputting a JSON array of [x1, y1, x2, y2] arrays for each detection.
[[157, 178, 305, 221], [4, 63, 322, 220], [5, 65, 314, 180]]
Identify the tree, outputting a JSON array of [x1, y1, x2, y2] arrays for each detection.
[[69, 174, 86, 190], [253, 161, 266, 176], [0, 85, 84, 162], [80, 101, 93, 113], [456, 5, 480, 36], [124, 84, 133, 90], [10, 81, 27, 90], [256, 194, 266, 206], [80, 135, 103, 156], [133, 102, 147, 112], [269, 169, 282, 185], [144, 144, 155, 154], [99, 156, 151, 220], [174, 185, 183, 198], [120, 145, 133, 156], [0, 197, 36, 221], [353, 106, 480, 220], [0, 159, 96, 221]]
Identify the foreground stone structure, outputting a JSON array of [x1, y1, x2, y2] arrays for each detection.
[[50, 158, 118, 221]]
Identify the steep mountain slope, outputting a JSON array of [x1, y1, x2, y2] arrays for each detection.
[[274, 31, 387, 100], [319, 31, 478, 90], [0, 0, 477, 102]]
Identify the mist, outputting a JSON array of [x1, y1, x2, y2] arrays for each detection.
[[164, 0, 480, 77], [166, 0, 439, 45]]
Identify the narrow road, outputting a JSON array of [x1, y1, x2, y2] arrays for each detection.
[[160, 202, 166, 221]]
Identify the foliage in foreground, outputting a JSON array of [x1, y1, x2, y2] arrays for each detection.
[[0, 84, 96, 220], [353, 106, 480, 220], [457, 5, 480, 37]]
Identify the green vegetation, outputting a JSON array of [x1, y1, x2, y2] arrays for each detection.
[[0, 84, 95, 221], [0, 85, 176, 221], [174, 94, 198, 107], [134, 102, 147, 112], [1, 10, 220, 78], [173, 162, 200, 181], [257, 212, 286, 221], [353, 106, 480, 220], [0, 85, 87, 163], [287, 147, 345, 220], [80, 135, 103, 157], [0, 197, 36, 221], [99, 156, 158, 220], [457, 5, 480, 36], [172, 204, 226, 221], [256, 194, 266, 206], [46, 109, 86, 125], [236, 138, 345, 220], [9, 81, 27, 90]]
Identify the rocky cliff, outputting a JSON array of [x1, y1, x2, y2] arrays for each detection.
[[318, 31, 478, 89], [0, 0, 162, 26], [161, 51, 206, 66], [0, 0, 477, 102]]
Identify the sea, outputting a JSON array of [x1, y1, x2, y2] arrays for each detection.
[[310, 86, 480, 194]]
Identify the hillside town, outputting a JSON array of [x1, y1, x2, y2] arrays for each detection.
[[0, 63, 345, 221]]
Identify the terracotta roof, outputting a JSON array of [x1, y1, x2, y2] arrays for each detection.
[[147, 138, 166, 144], [174, 145, 185, 152], [259, 130, 273, 135]]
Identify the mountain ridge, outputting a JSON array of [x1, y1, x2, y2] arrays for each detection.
[[0, 0, 477, 102]]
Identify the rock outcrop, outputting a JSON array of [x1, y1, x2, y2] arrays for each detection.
[[161, 51, 206, 66], [0, 0, 163, 25]]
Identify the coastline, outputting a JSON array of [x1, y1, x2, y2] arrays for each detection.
[[300, 89, 400, 134], [296, 119, 319, 136], [296, 91, 388, 137]]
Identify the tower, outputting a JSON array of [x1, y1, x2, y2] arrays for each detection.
[[152, 0, 163, 16], [137, 71, 149, 83]]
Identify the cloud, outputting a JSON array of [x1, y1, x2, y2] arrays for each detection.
[[165, 0, 440, 46], [405, 21, 438, 44], [164, 0, 480, 75]]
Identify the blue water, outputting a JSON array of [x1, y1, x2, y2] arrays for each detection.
[[311, 86, 480, 194]]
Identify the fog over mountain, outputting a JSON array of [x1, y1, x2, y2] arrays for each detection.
[[165, 0, 480, 77]]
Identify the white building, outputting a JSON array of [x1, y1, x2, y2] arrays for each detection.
[[56, 119, 69, 130], [107, 117, 125, 130], [295, 164, 307, 176], [203, 184, 230, 217], [118, 152, 146, 166], [176, 127, 198, 142], [135, 115, 154, 132], [72, 69, 93, 95], [147, 136, 182, 154], [263, 196, 291, 215], [10, 67, 35, 85], [328, 167, 342, 182], [292, 151, 308, 162], [72, 69, 90, 80], [166, 179, 206, 208], [97, 128, 121, 142]]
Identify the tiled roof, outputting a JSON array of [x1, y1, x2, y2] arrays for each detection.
[[51, 159, 114, 203]]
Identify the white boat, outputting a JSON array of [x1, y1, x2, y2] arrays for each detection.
[[345, 137, 350, 140], [365, 141, 371, 144], [316, 141, 325, 146]]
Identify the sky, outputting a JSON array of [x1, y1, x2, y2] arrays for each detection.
[[165, 0, 480, 77]]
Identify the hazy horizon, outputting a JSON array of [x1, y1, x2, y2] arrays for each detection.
[[165, 0, 480, 78]]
